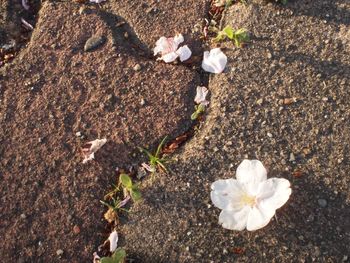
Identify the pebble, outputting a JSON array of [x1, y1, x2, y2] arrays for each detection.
[[267, 132, 273, 138], [84, 35, 105, 52], [318, 198, 327, 207], [73, 225, 80, 234], [267, 52, 272, 59], [20, 213, 26, 219], [140, 98, 146, 106], [79, 6, 87, 15], [289, 152, 296, 162], [56, 249, 64, 256], [75, 131, 82, 137], [133, 64, 141, 71]]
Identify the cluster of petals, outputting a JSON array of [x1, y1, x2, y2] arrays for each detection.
[[153, 34, 192, 63], [211, 160, 291, 231], [82, 138, 107, 164], [201, 48, 227, 73], [90, 0, 106, 3], [194, 86, 209, 106]]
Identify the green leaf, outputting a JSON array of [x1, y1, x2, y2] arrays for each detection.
[[100, 248, 126, 263], [191, 111, 198, 120], [120, 174, 132, 189], [130, 189, 142, 201], [155, 136, 168, 158], [223, 26, 234, 39]]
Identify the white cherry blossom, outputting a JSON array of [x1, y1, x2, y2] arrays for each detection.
[[154, 34, 192, 63], [108, 230, 119, 252], [210, 160, 291, 231], [201, 48, 227, 73]]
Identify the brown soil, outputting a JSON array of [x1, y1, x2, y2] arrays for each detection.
[[0, 0, 207, 262]]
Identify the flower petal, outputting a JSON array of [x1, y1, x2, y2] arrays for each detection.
[[201, 48, 227, 74], [218, 206, 251, 230], [210, 179, 244, 210], [176, 45, 192, 62], [194, 86, 209, 105], [246, 203, 275, 231], [82, 138, 107, 164], [173, 34, 184, 46], [161, 52, 179, 63], [108, 230, 118, 252], [257, 178, 291, 211], [236, 160, 267, 195]]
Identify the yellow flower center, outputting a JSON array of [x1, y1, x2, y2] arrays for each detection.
[[240, 193, 256, 207]]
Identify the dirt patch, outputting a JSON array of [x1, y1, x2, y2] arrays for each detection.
[[0, 0, 207, 261]]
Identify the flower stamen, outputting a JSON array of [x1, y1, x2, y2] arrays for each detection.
[[240, 193, 256, 207]]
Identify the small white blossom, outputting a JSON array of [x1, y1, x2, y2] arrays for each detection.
[[108, 230, 118, 252], [201, 48, 227, 73], [211, 160, 291, 231], [82, 138, 107, 164], [194, 86, 209, 106], [154, 34, 192, 63]]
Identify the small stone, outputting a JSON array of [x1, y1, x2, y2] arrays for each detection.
[[267, 132, 273, 138], [133, 64, 141, 71], [75, 131, 82, 137], [256, 98, 263, 105], [56, 249, 64, 256], [38, 138, 42, 143], [84, 35, 105, 52], [124, 32, 129, 39], [289, 153, 295, 162], [20, 213, 26, 219], [267, 52, 272, 59], [73, 225, 80, 234], [79, 6, 87, 15], [318, 198, 327, 207], [140, 98, 146, 106], [322, 97, 328, 102]]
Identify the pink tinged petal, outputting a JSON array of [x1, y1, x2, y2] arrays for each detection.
[[161, 52, 179, 63], [173, 34, 184, 46], [246, 203, 275, 231], [154, 37, 168, 56], [108, 231, 118, 252], [201, 48, 227, 74], [176, 45, 192, 62], [257, 178, 292, 211], [210, 179, 244, 210], [22, 0, 30, 10], [141, 162, 156, 173], [194, 86, 209, 105], [119, 195, 131, 208], [236, 159, 267, 196], [218, 206, 251, 230]]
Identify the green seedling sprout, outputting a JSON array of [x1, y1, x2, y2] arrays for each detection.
[[100, 197, 129, 214], [138, 136, 169, 174], [100, 248, 126, 263], [213, 25, 249, 47], [119, 174, 142, 202], [191, 104, 205, 120]]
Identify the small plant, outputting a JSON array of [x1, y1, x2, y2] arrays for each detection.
[[191, 104, 205, 120], [213, 25, 249, 47], [100, 248, 126, 263], [138, 136, 169, 173], [119, 174, 142, 202]]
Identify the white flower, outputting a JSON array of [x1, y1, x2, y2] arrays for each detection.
[[194, 86, 209, 106], [82, 138, 107, 164], [154, 34, 192, 63], [201, 48, 227, 73], [108, 230, 118, 252], [210, 160, 291, 231]]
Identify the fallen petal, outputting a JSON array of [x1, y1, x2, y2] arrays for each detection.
[[82, 138, 107, 164], [176, 45, 192, 62], [119, 195, 131, 208], [194, 86, 209, 106], [93, 252, 100, 263], [108, 230, 118, 252], [22, 0, 30, 10], [21, 18, 34, 31], [201, 48, 227, 73], [141, 162, 156, 173], [218, 206, 251, 231], [89, 0, 106, 3], [161, 51, 179, 63]]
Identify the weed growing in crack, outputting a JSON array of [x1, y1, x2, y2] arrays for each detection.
[[191, 104, 206, 120], [119, 173, 142, 202], [212, 25, 249, 47], [99, 248, 126, 263], [138, 136, 169, 174]]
